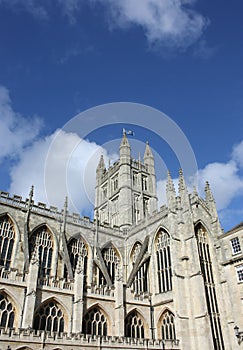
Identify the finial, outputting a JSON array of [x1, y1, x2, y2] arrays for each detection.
[[64, 196, 68, 211], [29, 185, 34, 199], [27, 185, 34, 211], [178, 168, 185, 191]]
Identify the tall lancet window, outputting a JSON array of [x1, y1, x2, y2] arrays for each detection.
[[195, 223, 224, 350], [0, 215, 15, 270], [68, 238, 88, 275], [29, 226, 53, 277], [131, 242, 149, 294], [155, 229, 172, 293]]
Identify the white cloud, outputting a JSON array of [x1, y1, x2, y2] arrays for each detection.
[[88, 0, 209, 49], [197, 160, 243, 210], [0, 0, 209, 50], [9, 128, 117, 216], [0, 85, 43, 162], [232, 140, 243, 168], [157, 141, 243, 214]]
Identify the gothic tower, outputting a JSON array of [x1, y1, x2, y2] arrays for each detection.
[[95, 131, 158, 228]]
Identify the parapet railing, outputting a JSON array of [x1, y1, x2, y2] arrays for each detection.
[[88, 283, 115, 297], [0, 266, 25, 283], [37, 276, 74, 290]]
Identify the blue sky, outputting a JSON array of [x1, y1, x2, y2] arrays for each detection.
[[0, 0, 242, 231]]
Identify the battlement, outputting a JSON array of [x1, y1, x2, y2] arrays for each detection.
[[0, 191, 92, 227], [0, 327, 180, 349]]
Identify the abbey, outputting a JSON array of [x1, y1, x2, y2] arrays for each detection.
[[0, 132, 242, 349]]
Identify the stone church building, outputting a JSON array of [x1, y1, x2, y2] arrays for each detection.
[[0, 132, 242, 349]]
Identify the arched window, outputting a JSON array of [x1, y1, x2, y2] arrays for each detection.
[[103, 246, 119, 284], [0, 293, 15, 328], [0, 215, 15, 270], [160, 310, 176, 340], [125, 310, 145, 339], [131, 242, 149, 294], [29, 226, 53, 277], [68, 238, 88, 274], [96, 245, 119, 285], [82, 307, 108, 336], [33, 300, 64, 334], [155, 229, 172, 293], [195, 223, 224, 350]]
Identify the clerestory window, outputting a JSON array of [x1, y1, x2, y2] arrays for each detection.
[[68, 238, 88, 274], [156, 229, 172, 293], [131, 242, 148, 294], [29, 226, 53, 277], [0, 216, 15, 270]]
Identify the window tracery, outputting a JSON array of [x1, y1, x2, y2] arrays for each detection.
[[160, 310, 176, 340], [33, 301, 64, 334], [98, 246, 119, 285], [0, 293, 15, 329], [82, 307, 107, 336], [29, 226, 53, 277], [195, 223, 224, 350], [125, 311, 145, 339], [0, 216, 15, 270], [155, 229, 172, 293], [131, 242, 148, 294], [68, 238, 88, 274]]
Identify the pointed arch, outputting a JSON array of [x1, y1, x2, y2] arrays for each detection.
[[82, 304, 109, 336], [194, 223, 224, 350], [130, 241, 143, 263], [98, 241, 121, 285], [154, 228, 172, 293], [125, 309, 146, 339], [29, 224, 55, 277], [194, 220, 211, 237], [157, 309, 176, 340], [67, 236, 88, 272], [0, 290, 16, 329], [0, 213, 17, 270], [101, 240, 122, 262], [0, 211, 20, 239], [152, 225, 171, 246], [0, 287, 21, 318], [33, 298, 66, 334], [130, 241, 149, 295]]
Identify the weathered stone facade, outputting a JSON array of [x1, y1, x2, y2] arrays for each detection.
[[0, 133, 242, 349]]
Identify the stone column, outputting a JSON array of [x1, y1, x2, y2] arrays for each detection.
[[72, 255, 84, 333], [114, 265, 125, 337], [22, 246, 39, 328]]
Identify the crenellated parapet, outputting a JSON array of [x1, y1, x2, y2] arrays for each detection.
[[0, 327, 180, 349]]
